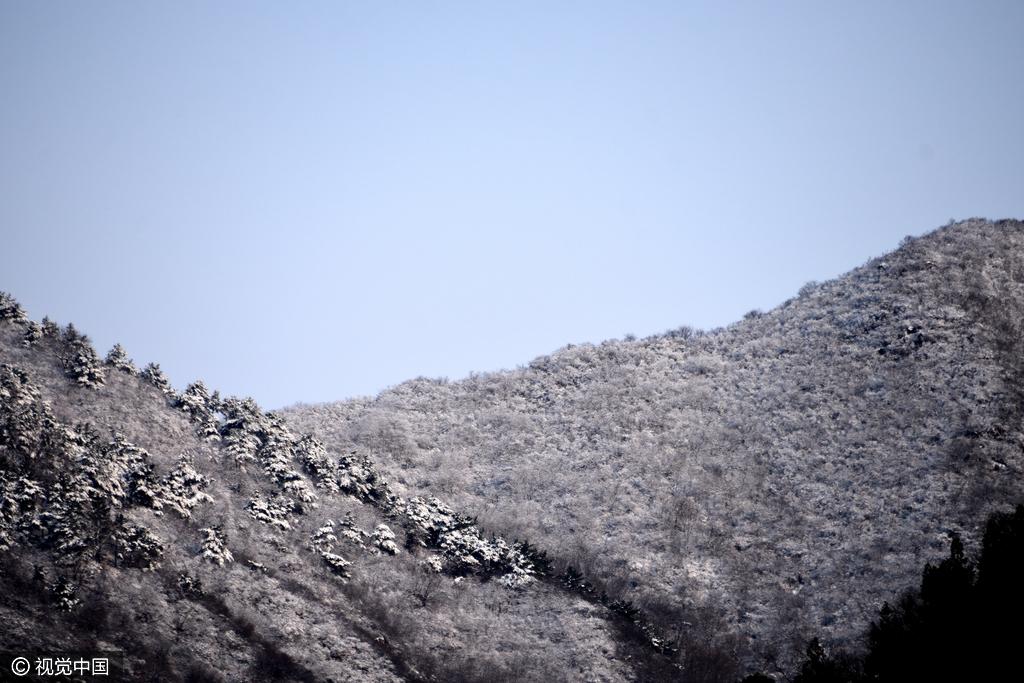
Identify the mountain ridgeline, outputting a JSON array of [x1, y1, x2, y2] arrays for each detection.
[[1, 218, 1023, 681]]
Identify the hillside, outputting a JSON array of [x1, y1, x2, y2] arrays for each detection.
[[283, 218, 1024, 674], [2, 218, 1022, 681], [0, 305, 642, 680]]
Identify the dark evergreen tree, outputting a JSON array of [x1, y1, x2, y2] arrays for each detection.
[[788, 506, 1024, 682], [791, 638, 860, 683], [974, 505, 1024, 681]]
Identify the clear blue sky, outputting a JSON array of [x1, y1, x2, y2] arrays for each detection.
[[2, 1, 1022, 408]]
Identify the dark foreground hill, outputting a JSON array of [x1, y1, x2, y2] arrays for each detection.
[[1, 218, 1022, 681]]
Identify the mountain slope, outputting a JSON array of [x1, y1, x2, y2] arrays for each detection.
[[283, 218, 1024, 674], [0, 305, 641, 681], [3, 218, 1022, 681]]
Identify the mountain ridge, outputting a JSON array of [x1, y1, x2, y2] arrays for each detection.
[[282, 217, 1024, 672], [2, 217, 1022, 681]]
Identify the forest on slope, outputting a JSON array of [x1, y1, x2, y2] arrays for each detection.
[[284, 219, 1024, 674], [1, 218, 1022, 682], [0, 296, 648, 681]]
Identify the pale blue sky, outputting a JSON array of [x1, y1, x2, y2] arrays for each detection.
[[2, 1, 1022, 408]]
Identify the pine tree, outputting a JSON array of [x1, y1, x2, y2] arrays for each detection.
[[792, 638, 860, 683], [158, 453, 213, 518], [372, 523, 399, 555], [310, 520, 351, 579], [40, 316, 60, 338], [105, 343, 138, 375], [296, 436, 339, 491], [0, 291, 27, 323], [59, 325, 105, 388], [246, 494, 294, 530], [114, 522, 164, 570], [200, 526, 234, 566], [22, 321, 43, 347], [140, 363, 174, 397], [176, 381, 220, 441]]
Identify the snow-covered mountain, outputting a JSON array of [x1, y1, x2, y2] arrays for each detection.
[[2, 218, 1023, 681]]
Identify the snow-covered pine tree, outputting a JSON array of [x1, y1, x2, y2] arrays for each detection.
[[336, 513, 367, 548], [74, 432, 143, 507], [22, 321, 43, 347], [310, 519, 338, 553], [40, 316, 60, 338], [297, 436, 339, 492], [140, 362, 175, 397], [310, 520, 351, 579], [105, 343, 138, 375], [337, 452, 401, 511], [372, 523, 399, 555], [245, 494, 294, 530], [51, 575, 81, 612], [0, 291, 27, 323], [158, 453, 214, 518], [218, 397, 263, 467], [114, 522, 164, 570], [58, 324, 105, 388], [176, 381, 221, 441], [199, 526, 234, 566]]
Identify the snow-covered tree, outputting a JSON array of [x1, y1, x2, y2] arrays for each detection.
[[310, 519, 338, 553], [21, 321, 43, 347], [40, 316, 60, 338], [51, 575, 81, 612], [105, 343, 138, 375], [296, 436, 338, 491], [224, 428, 260, 467], [0, 474, 40, 552], [218, 397, 317, 504], [246, 494, 294, 530], [140, 362, 175, 397], [372, 523, 399, 555], [176, 381, 220, 441], [218, 397, 263, 467], [258, 432, 316, 505], [421, 555, 444, 573], [126, 461, 163, 511], [319, 551, 352, 579], [0, 291, 27, 323], [336, 513, 367, 547], [114, 522, 164, 570], [403, 496, 537, 587], [310, 520, 350, 579], [0, 364, 46, 467], [337, 452, 400, 511], [158, 453, 213, 518], [200, 526, 234, 566], [176, 572, 203, 597], [33, 473, 96, 565], [77, 433, 152, 508], [59, 325, 105, 388]]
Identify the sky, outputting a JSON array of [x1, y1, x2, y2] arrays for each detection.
[[1, 1, 1022, 409]]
